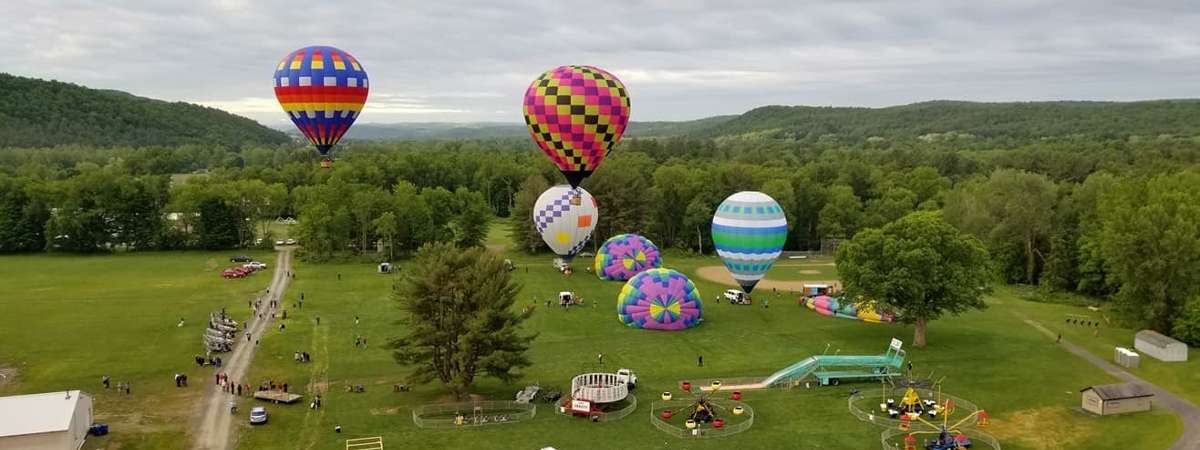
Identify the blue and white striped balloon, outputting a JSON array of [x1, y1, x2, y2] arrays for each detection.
[[711, 191, 788, 293]]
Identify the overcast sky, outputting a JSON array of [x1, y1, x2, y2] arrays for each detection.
[[2, 0, 1198, 127]]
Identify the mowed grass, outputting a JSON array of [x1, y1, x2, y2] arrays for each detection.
[[231, 240, 1184, 449], [0, 251, 276, 450]]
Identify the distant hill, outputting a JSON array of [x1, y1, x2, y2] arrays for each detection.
[[321, 115, 738, 141], [0, 73, 290, 148], [699, 100, 1200, 142]]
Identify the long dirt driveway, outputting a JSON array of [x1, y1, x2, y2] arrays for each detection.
[[192, 247, 293, 450]]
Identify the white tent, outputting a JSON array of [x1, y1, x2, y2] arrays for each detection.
[[0, 391, 93, 450]]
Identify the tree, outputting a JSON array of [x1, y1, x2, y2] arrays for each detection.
[[510, 175, 549, 253], [389, 243, 534, 399], [451, 187, 491, 248], [374, 211, 398, 261], [944, 169, 1057, 284], [196, 197, 239, 250], [837, 211, 991, 347], [818, 185, 863, 240], [1098, 172, 1200, 332]]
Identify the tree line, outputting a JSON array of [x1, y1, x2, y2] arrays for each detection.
[[1, 134, 1198, 342]]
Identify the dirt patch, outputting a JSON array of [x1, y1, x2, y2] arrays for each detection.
[[0, 365, 17, 388], [694, 266, 839, 292], [988, 407, 1094, 450], [797, 270, 821, 275]]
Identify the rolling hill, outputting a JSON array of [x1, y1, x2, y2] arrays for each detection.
[[0, 73, 290, 148]]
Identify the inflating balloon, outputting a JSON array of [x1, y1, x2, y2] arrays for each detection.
[[523, 65, 630, 188], [800, 295, 895, 323], [594, 234, 661, 281], [533, 185, 597, 258], [711, 191, 787, 294], [617, 269, 702, 331], [274, 45, 369, 166]]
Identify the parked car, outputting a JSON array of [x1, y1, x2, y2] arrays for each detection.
[[247, 261, 267, 270], [230, 255, 252, 263], [723, 289, 752, 305], [274, 240, 285, 246], [249, 407, 268, 424], [285, 239, 297, 245]]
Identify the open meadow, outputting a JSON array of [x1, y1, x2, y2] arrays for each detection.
[[0, 225, 1194, 450]]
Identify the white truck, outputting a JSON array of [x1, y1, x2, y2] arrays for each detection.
[[723, 289, 752, 305], [615, 368, 638, 389]]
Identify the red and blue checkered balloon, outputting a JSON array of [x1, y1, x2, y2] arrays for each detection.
[[273, 45, 369, 159], [523, 65, 630, 188], [617, 269, 702, 331]]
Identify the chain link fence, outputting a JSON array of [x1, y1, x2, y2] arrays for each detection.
[[411, 401, 536, 429]]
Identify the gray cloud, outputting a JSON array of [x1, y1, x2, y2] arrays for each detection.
[[1, 0, 1198, 126]]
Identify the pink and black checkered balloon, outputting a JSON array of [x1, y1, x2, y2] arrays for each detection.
[[523, 65, 630, 188]]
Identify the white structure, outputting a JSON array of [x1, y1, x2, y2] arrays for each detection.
[[1135, 330, 1188, 362], [570, 373, 629, 404], [1114, 347, 1141, 369], [0, 391, 93, 450]]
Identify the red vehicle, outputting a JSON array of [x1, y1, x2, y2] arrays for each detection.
[[222, 267, 251, 279]]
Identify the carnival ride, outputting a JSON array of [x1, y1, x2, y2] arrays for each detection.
[[696, 339, 906, 391], [652, 381, 754, 438], [559, 371, 638, 421], [850, 381, 1001, 450]]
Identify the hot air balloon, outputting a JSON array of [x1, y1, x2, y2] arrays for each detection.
[[711, 191, 787, 294], [523, 65, 630, 188], [533, 185, 597, 259], [594, 234, 662, 281], [274, 45, 369, 168], [617, 268, 702, 331]]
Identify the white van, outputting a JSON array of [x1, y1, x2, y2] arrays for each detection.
[[723, 289, 752, 305]]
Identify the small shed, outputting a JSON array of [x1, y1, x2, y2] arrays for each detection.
[[0, 390, 93, 450], [1080, 383, 1153, 416], [1113, 347, 1140, 369], [1134, 330, 1188, 362]]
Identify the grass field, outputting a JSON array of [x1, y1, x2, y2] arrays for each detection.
[[0, 250, 276, 449], [227, 227, 1185, 450], [1, 225, 1193, 450]]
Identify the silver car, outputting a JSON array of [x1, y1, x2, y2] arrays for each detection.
[[249, 407, 267, 425]]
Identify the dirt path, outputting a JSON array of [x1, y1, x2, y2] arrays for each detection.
[[694, 265, 839, 292], [192, 248, 293, 450], [1017, 313, 1200, 450]]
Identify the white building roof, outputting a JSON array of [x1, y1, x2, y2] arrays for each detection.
[[0, 391, 86, 437]]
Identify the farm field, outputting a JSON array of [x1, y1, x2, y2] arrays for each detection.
[[0, 250, 276, 450]]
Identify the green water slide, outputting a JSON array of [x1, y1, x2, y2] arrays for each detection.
[[761, 341, 906, 387]]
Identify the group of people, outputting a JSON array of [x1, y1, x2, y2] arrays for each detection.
[[194, 355, 223, 367], [101, 376, 131, 394], [216, 372, 243, 396], [293, 350, 312, 362], [173, 373, 189, 387]]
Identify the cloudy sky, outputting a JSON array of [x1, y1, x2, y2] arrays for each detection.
[[2, 0, 1198, 127]]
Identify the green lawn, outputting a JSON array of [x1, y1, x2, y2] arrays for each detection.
[[0, 250, 276, 450], [230, 241, 1186, 449]]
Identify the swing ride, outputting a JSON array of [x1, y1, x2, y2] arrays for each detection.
[[651, 381, 754, 438]]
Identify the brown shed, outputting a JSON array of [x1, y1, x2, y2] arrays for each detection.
[[1080, 383, 1153, 416]]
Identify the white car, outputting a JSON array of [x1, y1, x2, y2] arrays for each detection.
[[285, 239, 297, 245], [274, 240, 285, 246], [244, 261, 267, 270], [249, 406, 267, 424], [723, 289, 752, 305]]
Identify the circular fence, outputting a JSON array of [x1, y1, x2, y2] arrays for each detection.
[[650, 399, 755, 439], [411, 401, 536, 429], [848, 388, 982, 429], [571, 373, 629, 403], [880, 427, 1002, 450], [554, 393, 639, 422]]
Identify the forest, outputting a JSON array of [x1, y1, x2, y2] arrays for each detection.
[[2, 94, 1200, 345]]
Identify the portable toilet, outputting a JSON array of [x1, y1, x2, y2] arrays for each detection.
[[1113, 347, 1140, 368]]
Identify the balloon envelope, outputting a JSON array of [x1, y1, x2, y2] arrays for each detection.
[[523, 65, 630, 187], [594, 234, 661, 281], [711, 191, 787, 293], [273, 45, 369, 158], [533, 185, 597, 258], [617, 268, 702, 331]]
